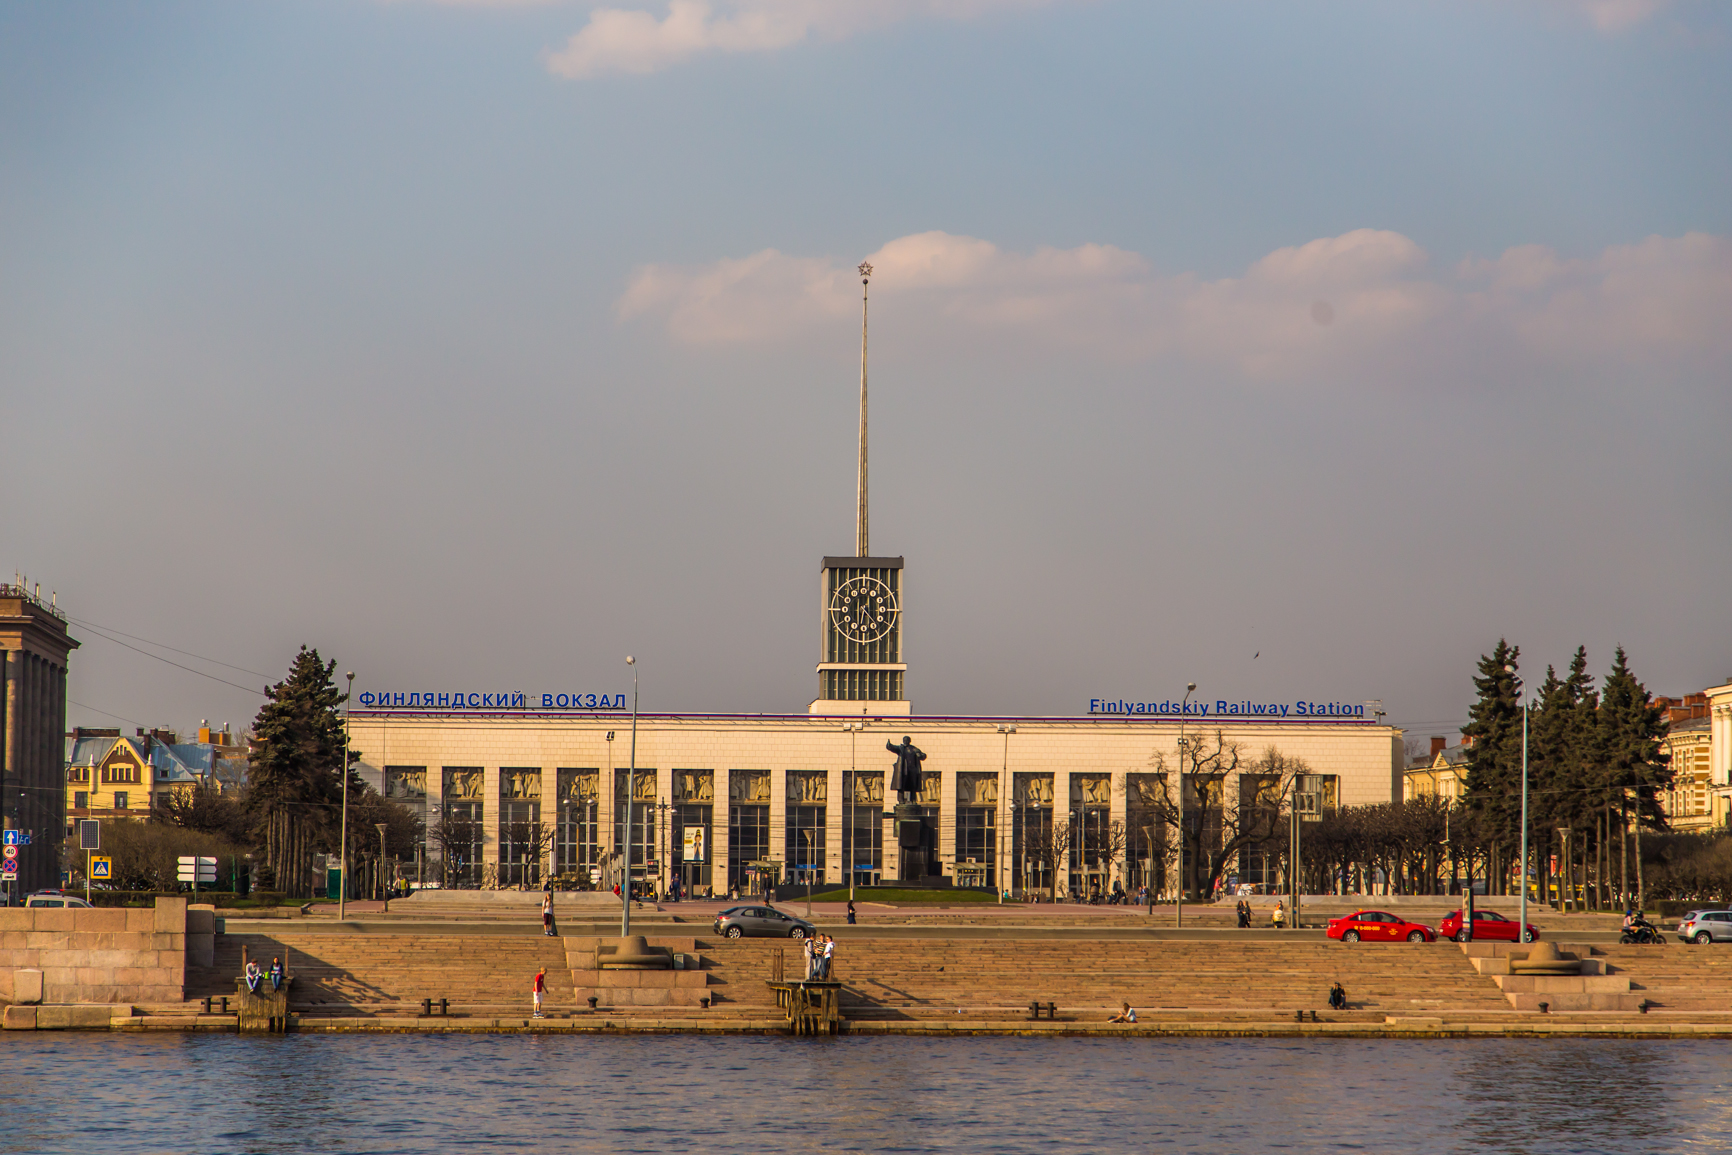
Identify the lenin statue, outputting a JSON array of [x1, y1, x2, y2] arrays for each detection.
[[887, 737, 927, 802]]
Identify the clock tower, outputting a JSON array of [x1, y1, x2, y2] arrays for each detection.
[[810, 262, 911, 716]]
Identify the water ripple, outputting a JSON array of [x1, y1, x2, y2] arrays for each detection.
[[0, 1034, 1726, 1155]]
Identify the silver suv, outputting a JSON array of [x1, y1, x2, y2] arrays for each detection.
[[1676, 910, 1732, 944]]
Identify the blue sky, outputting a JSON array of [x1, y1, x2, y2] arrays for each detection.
[[4, 0, 1729, 741]]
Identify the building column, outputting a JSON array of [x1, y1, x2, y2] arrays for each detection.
[[481, 765, 500, 882], [826, 761, 845, 887]]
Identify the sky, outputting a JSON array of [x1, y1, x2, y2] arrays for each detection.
[[3, 0, 1729, 743]]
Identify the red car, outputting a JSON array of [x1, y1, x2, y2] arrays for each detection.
[[1326, 909, 1437, 943], [1436, 909, 1539, 943]]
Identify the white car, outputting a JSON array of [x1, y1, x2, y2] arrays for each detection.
[[25, 894, 93, 908]]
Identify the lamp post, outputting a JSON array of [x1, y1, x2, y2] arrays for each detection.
[[1514, 663, 1532, 942], [339, 671, 354, 921], [622, 656, 638, 938], [376, 822, 389, 906], [997, 724, 1015, 904], [1175, 682, 1195, 928]]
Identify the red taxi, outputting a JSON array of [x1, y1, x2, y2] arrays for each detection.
[[1436, 909, 1539, 943], [1326, 909, 1436, 943]]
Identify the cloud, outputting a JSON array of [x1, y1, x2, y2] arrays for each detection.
[[545, 0, 1063, 78], [618, 228, 1732, 381], [1565, 0, 1671, 34]]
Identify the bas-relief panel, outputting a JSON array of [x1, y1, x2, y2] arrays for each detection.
[[956, 773, 999, 807]]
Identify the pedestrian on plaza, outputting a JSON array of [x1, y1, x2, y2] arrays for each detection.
[[846, 899, 857, 925], [532, 966, 547, 1018], [1107, 1001, 1136, 1023], [1237, 899, 1251, 929], [1273, 899, 1287, 929], [802, 932, 817, 980], [542, 893, 557, 937], [821, 934, 835, 979]]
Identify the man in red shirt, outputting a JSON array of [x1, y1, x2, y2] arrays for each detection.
[[532, 966, 547, 1019]]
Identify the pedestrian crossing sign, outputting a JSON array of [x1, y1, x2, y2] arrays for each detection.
[[90, 856, 112, 880]]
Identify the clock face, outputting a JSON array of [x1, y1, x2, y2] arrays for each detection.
[[829, 576, 899, 644]]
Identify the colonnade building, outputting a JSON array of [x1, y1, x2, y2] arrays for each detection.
[[348, 705, 1404, 898]]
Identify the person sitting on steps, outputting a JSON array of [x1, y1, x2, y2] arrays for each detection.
[[1329, 982, 1347, 1010], [1107, 1001, 1137, 1023]]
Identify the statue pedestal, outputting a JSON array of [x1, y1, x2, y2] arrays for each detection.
[[894, 803, 925, 883]]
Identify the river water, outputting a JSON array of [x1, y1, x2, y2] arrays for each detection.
[[3, 1034, 1727, 1154]]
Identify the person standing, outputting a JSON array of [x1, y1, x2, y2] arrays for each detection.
[[542, 893, 557, 937], [532, 966, 547, 1018], [846, 899, 857, 926], [802, 932, 817, 981], [820, 934, 835, 980]]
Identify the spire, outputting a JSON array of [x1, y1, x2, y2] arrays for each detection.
[[856, 261, 872, 557]]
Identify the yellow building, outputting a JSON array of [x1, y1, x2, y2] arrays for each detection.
[[1404, 735, 1468, 802], [1660, 716, 1715, 831], [63, 728, 231, 836]]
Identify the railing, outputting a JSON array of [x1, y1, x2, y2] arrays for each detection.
[[0, 584, 66, 622]]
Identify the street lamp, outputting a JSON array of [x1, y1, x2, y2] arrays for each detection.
[[1176, 682, 1195, 928], [622, 656, 638, 938], [997, 724, 1015, 904], [1511, 662, 1532, 942], [339, 671, 354, 921]]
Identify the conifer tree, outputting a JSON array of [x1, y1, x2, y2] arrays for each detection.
[[1598, 646, 1671, 907], [1461, 639, 1523, 889], [247, 647, 359, 896]]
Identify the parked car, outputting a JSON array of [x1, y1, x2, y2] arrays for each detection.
[[713, 905, 815, 940], [24, 894, 93, 908], [1326, 909, 1436, 943], [1676, 910, 1732, 944], [1436, 909, 1540, 943]]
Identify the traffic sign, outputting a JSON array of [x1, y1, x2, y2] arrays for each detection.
[[1, 830, 18, 846], [177, 855, 217, 883], [2, 845, 16, 861], [1, 862, 16, 877], [79, 820, 100, 851], [90, 856, 112, 880]]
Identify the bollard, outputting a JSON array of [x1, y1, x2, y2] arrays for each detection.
[[220, 997, 230, 1014], [1538, 1002, 1549, 1014], [588, 996, 599, 1010], [700, 996, 710, 1009], [421, 998, 432, 1016], [201, 997, 213, 1014], [439, 998, 449, 1016], [1294, 1010, 1303, 1022]]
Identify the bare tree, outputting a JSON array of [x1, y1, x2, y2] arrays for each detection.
[[1022, 817, 1072, 900], [1144, 737, 1307, 901]]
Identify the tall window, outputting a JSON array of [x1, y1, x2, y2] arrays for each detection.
[[786, 771, 827, 886], [555, 768, 600, 883], [1012, 773, 1055, 897], [671, 769, 714, 895], [728, 769, 771, 894], [613, 768, 658, 886], [843, 770, 884, 886], [498, 767, 543, 888], [440, 767, 484, 888], [1126, 773, 1167, 897], [1068, 775, 1112, 898], [955, 773, 998, 889]]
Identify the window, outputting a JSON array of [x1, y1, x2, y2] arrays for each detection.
[[440, 767, 484, 888], [498, 768, 543, 888], [728, 770, 771, 893], [1013, 773, 1056, 897], [786, 771, 827, 886], [1125, 772, 1168, 897], [843, 770, 883, 886], [113, 792, 129, 810], [671, 769, 714, 894], [73, 792, 88, 810], [555, 769, 601, 881], [613, 768, 658, 883], [956, 773, 998, 889]]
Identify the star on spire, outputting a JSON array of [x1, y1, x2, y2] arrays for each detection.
[[858, 261, 873, 280]]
